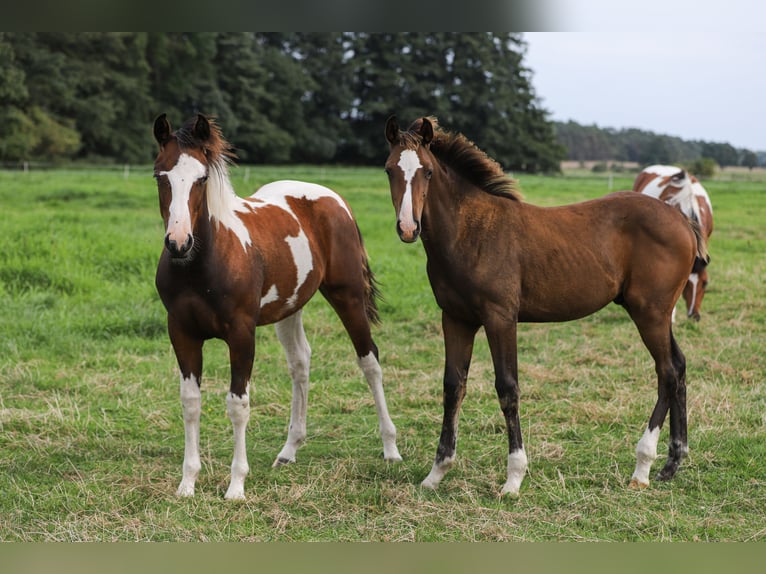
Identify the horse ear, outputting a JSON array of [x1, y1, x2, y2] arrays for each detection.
[[385, 115, 400, 145], [193, 114, 211, 141], [153, 113, 171, 146], [419, 117, 434, 146]]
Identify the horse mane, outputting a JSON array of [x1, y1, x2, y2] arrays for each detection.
[[175, 116, 251, 240], [403, 117, 522, 201], [175, 115, 237, 176]]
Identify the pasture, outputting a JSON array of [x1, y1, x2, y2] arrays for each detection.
[[0, 165, 764, 541]]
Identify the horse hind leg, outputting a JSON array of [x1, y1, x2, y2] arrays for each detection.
[[358, 349, 402, 461], [273, 311, 312, 467], [629, 312, 688, 488], [320, 284, 401, 462], [655, 334, 688, 481]]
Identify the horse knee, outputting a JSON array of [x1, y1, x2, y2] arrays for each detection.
[[494, 374, 519, 413]]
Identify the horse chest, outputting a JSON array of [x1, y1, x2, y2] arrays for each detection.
[[426, 258, 501, 323]]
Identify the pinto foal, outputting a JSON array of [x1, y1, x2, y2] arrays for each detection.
[[153, 114, 401, 499]]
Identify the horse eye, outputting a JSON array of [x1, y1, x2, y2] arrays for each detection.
[[199, 175, 209, 183], [426, 169, 433, 179], [384, 168, 392, 177]]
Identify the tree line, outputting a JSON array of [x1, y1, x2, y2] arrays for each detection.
[[0, 32, 564, 172], [3, 32, 758, 172], [555, 120, 763, 169]]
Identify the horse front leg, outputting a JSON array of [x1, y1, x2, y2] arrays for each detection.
[[422, 313, 478, 490], [224, 326, 255, 500], [272, 311, 311, 466], [485, 318, 527, 497], [168, 317, 204, 497]]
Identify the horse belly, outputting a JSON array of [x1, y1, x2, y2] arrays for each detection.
[[518, 285, 616, 323]]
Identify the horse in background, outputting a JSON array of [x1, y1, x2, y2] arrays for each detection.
[[633, 165, 714, 321], [153, 113, 401, 499], [384, 115, 707, 496]]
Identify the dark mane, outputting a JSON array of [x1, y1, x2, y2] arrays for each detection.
[[404, 117, 522, 201], [175, 115, 237, 168]]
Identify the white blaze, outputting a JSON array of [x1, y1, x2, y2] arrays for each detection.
[[160, 153, 207, 243], [397, 149, 422, 233]]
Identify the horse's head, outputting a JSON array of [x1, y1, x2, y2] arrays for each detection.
[[384, 115, 436, 243], [153, 113, 214, 263]]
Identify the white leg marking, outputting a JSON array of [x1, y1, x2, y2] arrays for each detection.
[[421, 456, 455, 490], [224, 384, 250, 500], [631, 426, 660, 487], [686, 273, 699, 317], [358, 352, 402, 462], [273, 312, 311, 467], [177, 374, 202, 497], [500, 447, 528, 497]]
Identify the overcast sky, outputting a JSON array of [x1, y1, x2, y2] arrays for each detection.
[[523, 1, 766, 151]]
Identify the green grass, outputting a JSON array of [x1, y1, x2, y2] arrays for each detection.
[[1, 165, 764, 541]]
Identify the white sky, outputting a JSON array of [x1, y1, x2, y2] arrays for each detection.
[[524, 1, 766, 150]]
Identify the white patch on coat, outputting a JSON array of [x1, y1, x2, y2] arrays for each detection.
[[160, 153, 207, 245], [631, 426, 660, 487], [397, 149, 422, 234], [250, 180, 352, 220], [249, 180, 352, 309], [285, 229, 313, 308], [260, 284, 279, 308]]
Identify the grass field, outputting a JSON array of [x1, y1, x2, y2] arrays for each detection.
[[0, 164, 764, 541]]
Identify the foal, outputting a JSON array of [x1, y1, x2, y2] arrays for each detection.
[[153, 114, 401, 499], [385, 116, 706, 496]]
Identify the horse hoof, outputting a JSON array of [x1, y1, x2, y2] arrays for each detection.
[[628, 478, 649, 490], [421, 477, 439, 490], [272, 456, 294, 468], [499, 487, 521, 499], [384, 452, 403, 463]]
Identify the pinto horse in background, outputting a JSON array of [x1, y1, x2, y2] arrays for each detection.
[[153, 114, 401, 499], [633, 165, 713, 321], [384, 116, 707, 496]]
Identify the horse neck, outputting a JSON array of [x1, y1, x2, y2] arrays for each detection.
[[204, 165, 252, 251], [421, 162, 492, 254]]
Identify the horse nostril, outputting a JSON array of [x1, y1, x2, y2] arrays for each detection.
[[181, 234, 193, 253]]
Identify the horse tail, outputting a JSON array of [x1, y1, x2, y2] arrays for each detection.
[[687, 212, 710, 270], [356, 223, 382, 326]]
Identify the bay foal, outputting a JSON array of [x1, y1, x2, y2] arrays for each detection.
[[385, 116, 706, 496]]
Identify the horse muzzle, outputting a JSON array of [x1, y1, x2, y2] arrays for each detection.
[[165, 233, 194, 259], [397, 219, 420, 243]]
